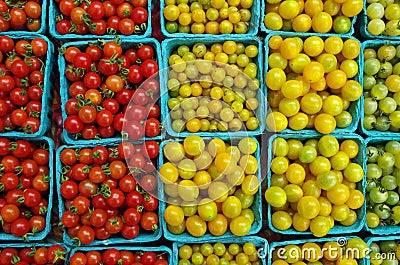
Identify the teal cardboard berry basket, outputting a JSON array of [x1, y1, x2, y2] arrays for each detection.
[[56, 140, 163, 246], [160, 36, 265, 138], [266, 133, 366, 236], [264, 32, 362, 135], [159, 136, 263, 241], [58, 38, 163, 144], [0, 33, 54, 138]]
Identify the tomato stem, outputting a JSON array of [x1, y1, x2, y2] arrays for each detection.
[[58, 221, 65, 228], [52, 247, 67, 263], [134, 23, 147, 34], [39, 206, 47, 215], [69, 21, 77, 33], [16, 195, 24, 203], [91, 63, 99, 73], [58, 46, 66, 55], [23, 124, 33, 134], [11, 255, 20, 264], [121, 131, 128, 141], [113, 36, 122, 45], [136, 205, 144, 212], [82, 165, 91, 173], [62, 165, 71, 175], [95, 183, 111, 198], [23, 210, 33, 219], [128, 166, 145, 174], [15, 182, 23, 190], [20, 77, 30, 88], [89, 39, 105, 49], [56, 14, 64, 22], [71, 237, 81, 247], [69, 206, 78, 214], [107, 216, 120, 226], [100, 89, 114, 98], [22, 233, 30, 243], [0, 11, 10, 21], [15, 166, 23, 175], [106, 28, 117, 35], [27, 247, 36, 256]]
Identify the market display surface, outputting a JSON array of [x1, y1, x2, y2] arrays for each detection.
[[0, 0, 399, 264]]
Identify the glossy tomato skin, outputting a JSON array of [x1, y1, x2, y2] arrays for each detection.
[[62, 39, 161, 141], [59, 140, 160, 244], [64, 115, 84, 133], [145, 118, 161, 137], [87, 1, 105, 20], [77, 225, 95, 245], [0, 38, 49, 133], [120, 224, 139, 239], [101, 248, 120, 265], [141, 252, 157, 265], [0, 246, 66, 265], [140, 212, 158, 231], [143, 141, 159, 159]]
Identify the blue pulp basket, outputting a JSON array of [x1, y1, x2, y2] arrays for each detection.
[[0, 243, 70, 260], [69, 245, 172, 264], [58, 38, 163, 145], [364, 136, 400, 235], [160, 136, 263, 242], [264, 32, 362, 135], [160, 36, 266, 138], [268, 236, 365, 265], [266, 133, 366, 236], [360, 40, 400, 137], [160, 0, 260, 38], [365, 236, 400, 265], [260, 0, 357, 35], [0, 0, 47, 35], [173, 236, 269, 264], [0, 136, 54, 241], [0, 33, 54, 138], [360, 0, 400, 40], [55, 140, 163, 246], [48, 0, 152, 40]]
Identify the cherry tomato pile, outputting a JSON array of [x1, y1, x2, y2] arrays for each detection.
[[0, 245, 67, 265], [0, 36, 48, 134], [160, 136, 260, 237], [263, 0, 363, 34], [62, 39, 161, 141], [0, 0, 43, 32], [368, 240, 400, 265], [366, 2, 400, 36], [271, 238, 368, 265], [362, 44, 400, 133], [69, 248, 169, 265], [266, 35, 362, 134], [55, 0, 148, 36], [0, 138, 52, 240], [163, 0, 254, 35], [365, 140, 400, 229], [265, 135, 364, 237], [58, 141, 160, 245], [178, 241, 261, 265], [167, 40, 261, 133]]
